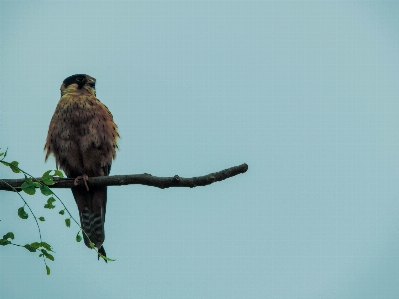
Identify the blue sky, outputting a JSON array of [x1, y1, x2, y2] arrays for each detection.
[[1, 1, 399, 298]]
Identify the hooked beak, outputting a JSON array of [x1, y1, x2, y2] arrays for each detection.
[[87, 81, 96, 88]]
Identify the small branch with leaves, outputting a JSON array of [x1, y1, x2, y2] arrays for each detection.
[[0, 148, 248, 275], [0, 150, 114, 275]]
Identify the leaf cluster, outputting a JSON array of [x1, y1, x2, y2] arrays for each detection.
[[1, 149, 112, 274]]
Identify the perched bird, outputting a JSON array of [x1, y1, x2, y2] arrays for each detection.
[[44, 74, 119, 261]]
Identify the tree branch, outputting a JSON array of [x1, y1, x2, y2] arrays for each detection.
[[0, 163, 248, 192]]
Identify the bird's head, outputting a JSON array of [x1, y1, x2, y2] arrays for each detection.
[[61, 74, 96, 96]]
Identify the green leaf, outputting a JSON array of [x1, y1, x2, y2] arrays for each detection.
[[18, 207, 28, 219], [21, 186, 36, 195], [30, 242, 41, 249], [40, 185, 53, 196], [65, 218, 71, 227], [41, 249, 54, 261], [0, 152, 4, 157], [54, 170, 64, 178], [24, 244, 37, 252], [44, 197, 56, 209], [23, 175, 32, 183], [40, 242, 52, 251], [59, 210, 65, 215], [9, 161, 20, 173], [46, 265, 50, 275], [41, 170, 55, 185], [42, 177, 54, 185], [3, 232, 14, 240], [0, 233, 13, 245], [76, 232, 82, 242], [21, 178, 36, 195], [33, 182, 41, 188], [38, 217, 45, 221], [0, 239, 11, 246], [42, 170, 52, 178]]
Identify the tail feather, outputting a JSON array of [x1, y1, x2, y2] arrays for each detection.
[[98, 246, 107, 262], [80, 207, 105, 248], [71, 186, 107, 261]]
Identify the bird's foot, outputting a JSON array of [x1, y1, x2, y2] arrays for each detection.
[[74, 174, 89, 191]]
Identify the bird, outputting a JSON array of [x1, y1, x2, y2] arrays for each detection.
[[44, 74, 119, 261]]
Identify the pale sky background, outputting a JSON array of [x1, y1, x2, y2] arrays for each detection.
[[1, 1, 399, 298]]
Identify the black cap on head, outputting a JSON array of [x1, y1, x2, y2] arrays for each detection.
[[63, 74, 88, 89]]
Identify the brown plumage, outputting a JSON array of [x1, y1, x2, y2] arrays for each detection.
[[44, 74, 119, 261]]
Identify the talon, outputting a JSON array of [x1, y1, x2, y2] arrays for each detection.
[[74, 174, 89, 191]]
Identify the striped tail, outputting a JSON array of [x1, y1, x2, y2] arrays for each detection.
[[71, 186, 107, 262]]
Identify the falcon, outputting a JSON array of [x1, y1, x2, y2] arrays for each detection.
[[44, 74, 119, 261]]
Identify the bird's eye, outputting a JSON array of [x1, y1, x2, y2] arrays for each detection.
[[76, 77, 84, 82]]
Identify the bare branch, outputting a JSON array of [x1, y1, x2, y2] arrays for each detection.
[[0, 163, 248, 192]]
